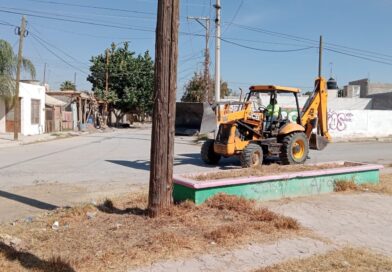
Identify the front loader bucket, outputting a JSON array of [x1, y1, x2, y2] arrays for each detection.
[[309, 133, 329, 150], [175, 102, 216, 136]]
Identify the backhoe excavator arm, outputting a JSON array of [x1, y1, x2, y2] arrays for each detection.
[[300, 77, 331, 150]]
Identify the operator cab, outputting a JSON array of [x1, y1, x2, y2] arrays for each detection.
[[246, 85, 302, 136]]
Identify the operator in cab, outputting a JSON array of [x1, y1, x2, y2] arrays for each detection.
[[266, 98, 280, 122]]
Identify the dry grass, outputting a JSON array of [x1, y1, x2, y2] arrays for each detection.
[[334, 180, 358, 192], [257, 247, 392, 272], [0, 193, 302, 272], [360, 174, 392, 195], [192, 163, 350, 181], [334, 174, 392, 195]]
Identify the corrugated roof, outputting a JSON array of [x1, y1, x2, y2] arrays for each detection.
[[45, 94, 67, 106]]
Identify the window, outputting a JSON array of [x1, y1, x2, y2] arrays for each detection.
[[31, 99, 40, 124]]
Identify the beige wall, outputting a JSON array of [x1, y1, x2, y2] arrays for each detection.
[[0, 99, 5, 133]]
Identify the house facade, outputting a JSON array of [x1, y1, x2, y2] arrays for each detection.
[[0, 81, 46, 135]]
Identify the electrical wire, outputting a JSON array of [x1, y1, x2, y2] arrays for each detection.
[[223, 0, 244, 34], [28, 23, 90, 67], [220, 38, 316, 53], [0, 9, 156, 33], [30, 33, 89, 75], [26, 0, 156, 16], [324, 48, 392, 66], [232, 23, 392, 61]]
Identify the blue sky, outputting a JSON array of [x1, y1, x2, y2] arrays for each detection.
[[0, 0, 391, 99]]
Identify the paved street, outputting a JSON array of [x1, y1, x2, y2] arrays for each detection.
[[0, 127, 392, 222]]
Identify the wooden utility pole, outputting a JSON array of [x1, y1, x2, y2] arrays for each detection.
[[318, 35, 323, 77], [103, 48, 110, 128], [214, 0, 221, 102], [187, 16, 210, 102], [148, 0, 179, 217], [14, 16, 27, 141], [43, 63, 47, 85]]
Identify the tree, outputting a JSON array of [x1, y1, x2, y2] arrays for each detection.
[[60, 80, 76, 91], [0, 39, 35, 108], [87, 43, 154, 126], [181, 72, 205, 102], [181, 71, 231, 102]]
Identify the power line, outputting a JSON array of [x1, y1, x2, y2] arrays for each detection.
[[5, 9, 392, 68], [324, 48, 392, 66], [26, 0, 156, 16], [232, 23, 392, 61], [28, 23, 90, 67], [31, 22, 154, 41], [220, 38, 316, 53], [0, 8, 206, 38], [0, 9, 156, 33], [223, 0, 243, 34], [29, 33, 89, 75], [0, 6, 157, 25]]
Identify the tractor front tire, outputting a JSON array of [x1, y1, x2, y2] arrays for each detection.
[[201, 139, 221, 165], [280, 132, 309, 165], [240, 143, 263, 168]]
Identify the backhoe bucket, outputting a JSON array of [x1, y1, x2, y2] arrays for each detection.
[[175, 102, 216, 136], [309, 133, 329, 150]]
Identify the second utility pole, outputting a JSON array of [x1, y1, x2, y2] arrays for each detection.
[[103, 48, 110, 128], [14, 16, 27, 141], [187, 16, 210, 102], [214, 0, 221, 103]]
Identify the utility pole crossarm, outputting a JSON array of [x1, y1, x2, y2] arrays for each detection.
[[187, 16, 211, 102]]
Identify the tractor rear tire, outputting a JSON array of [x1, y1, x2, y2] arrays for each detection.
[[201, 139, 221, 165], [280, 132, 309, 165], [240, 143, 263, 168]]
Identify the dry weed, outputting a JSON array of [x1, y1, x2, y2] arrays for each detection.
[[333, 175, 392, 195], [257, 247, 392, 272], [193, 163, 348, 181], [334, 180, 358, 192], [360, 174, 392, 195], [0, 192, 301, 272], [205, 193, 255, 213]]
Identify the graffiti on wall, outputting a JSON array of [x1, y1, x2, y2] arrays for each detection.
[[328, 110, 353, 131], [281, 108, 355, 132]]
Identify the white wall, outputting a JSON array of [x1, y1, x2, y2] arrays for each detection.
[[19, 82, 46, 135], [328, 110, 392, 139], [0, 99, 5, 133]]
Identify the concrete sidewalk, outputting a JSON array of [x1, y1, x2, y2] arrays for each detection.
[[0, 132, 83, 148]]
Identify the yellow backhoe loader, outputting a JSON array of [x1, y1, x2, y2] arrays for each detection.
[[201, 76, 331, 167]]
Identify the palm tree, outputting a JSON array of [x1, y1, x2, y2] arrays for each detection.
[[60, 80, 76, 91], [0, 39, 36, 108]]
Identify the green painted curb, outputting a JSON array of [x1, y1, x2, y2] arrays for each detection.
[[173, 162, 382, 205]]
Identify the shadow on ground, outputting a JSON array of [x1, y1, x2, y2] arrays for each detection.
[[106, 153, 241, 171], [0, 191, 58, 210], [96, 199, 147, 216], [0, 242, 75, 272]]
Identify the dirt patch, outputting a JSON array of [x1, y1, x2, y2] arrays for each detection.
[[0, 193, 302, 272], [257, 247, 392, 272], [191, 163, 351, 181]]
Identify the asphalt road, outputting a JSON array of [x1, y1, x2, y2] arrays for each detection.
[[0, 128, 392, 190], [0, 128, 391, 222]]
